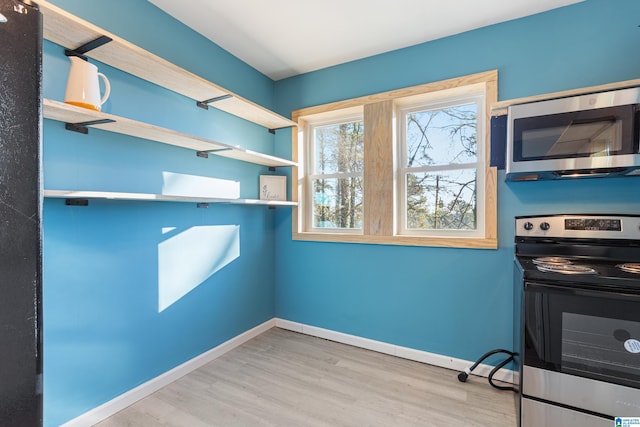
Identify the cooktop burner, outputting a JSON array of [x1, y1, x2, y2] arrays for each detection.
[[532, 257, 572, 266], [617, 263, 640, 274], [531, 257, 598, 274], [535, 263, 597, 275]]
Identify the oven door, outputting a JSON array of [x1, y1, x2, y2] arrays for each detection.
[[523, 281, 640, 418]]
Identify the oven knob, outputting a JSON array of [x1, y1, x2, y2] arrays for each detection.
[[523, 222, 534, 231], [540, 222, 550, 231]]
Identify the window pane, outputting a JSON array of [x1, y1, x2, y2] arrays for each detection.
[[406, 169, 477, 230], [314, 121, 364, 174], [405, 104, 477, 167], [312, 177, 363, 229]]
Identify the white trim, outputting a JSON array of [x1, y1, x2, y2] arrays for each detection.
[[275, 318, 514, 384], [60, 319, 276, 427]]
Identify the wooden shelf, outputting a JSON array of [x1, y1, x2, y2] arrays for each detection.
[[44, 99, 297, 168], [36, 0, 297, 131], [39, 2, 297, 209], [45, 190, 297, 206]]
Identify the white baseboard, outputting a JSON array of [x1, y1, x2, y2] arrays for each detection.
[[275, 318, 515, 384], [61, 318, 276, 427], [61, 317, 513, 426]]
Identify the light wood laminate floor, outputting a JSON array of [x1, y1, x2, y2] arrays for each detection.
[[96, 328, 517, 426]]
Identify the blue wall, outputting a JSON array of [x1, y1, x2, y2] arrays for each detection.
[[42, 0, 640, 426], [42, 1, 279, 426], [273, 0, 640, 365]]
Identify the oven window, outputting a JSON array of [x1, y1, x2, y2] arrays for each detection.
[[562, 313, 640, 388], [524, 283, 640, 390]]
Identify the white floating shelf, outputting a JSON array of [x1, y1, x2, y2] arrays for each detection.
[[44, 190, 297, 206], [44, 99, 297, 168], [36, 0, 297, 131]]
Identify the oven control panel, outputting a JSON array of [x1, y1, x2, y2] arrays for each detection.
[[565, 218, 621, 231], [516, 215, 640, 239]]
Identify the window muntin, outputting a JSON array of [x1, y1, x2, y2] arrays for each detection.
[[398, 96, 485, 237], [307, 117, 364, 232]]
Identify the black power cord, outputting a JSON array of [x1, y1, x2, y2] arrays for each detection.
[[457, 349, 516, 391]]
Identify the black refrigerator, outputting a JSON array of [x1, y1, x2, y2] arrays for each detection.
[[0, 0, 43, 425]]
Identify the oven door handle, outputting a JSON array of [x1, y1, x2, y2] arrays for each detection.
[[525, 281, 640, 300]]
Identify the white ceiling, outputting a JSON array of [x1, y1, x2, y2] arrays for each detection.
[[148, 0, 583, 81]]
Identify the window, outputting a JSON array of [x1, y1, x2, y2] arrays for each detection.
[[397, 92, 485, 238], [307, 114, 364, 232], [292, 71, 497, 248]]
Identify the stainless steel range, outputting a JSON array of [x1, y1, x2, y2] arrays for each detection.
[[514, 214, 640, 427]]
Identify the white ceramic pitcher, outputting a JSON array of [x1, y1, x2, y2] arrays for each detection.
[[64, 56, 111, 111]]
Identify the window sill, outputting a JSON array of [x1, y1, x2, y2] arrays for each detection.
[[292, 231, 497, 249]]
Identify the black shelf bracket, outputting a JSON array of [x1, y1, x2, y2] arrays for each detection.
[[65, 35, 113, 61], [268, 167, 277, 172], [65, 119, 116, 135], [268, 125, 296, 135], [65, 198, 89, 206], [196, 147, 233, 159], [196, 94, 233, 110], [196, 203, 209, 208], [196, 95, 294, 136]]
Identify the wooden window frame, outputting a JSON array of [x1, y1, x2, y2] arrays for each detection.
[[291, 70, 498, 249]]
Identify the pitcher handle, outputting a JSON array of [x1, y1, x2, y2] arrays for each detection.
[[98, 72, 111, 106]]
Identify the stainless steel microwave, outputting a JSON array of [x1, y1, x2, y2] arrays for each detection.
[[506, 87, 640, 181]]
